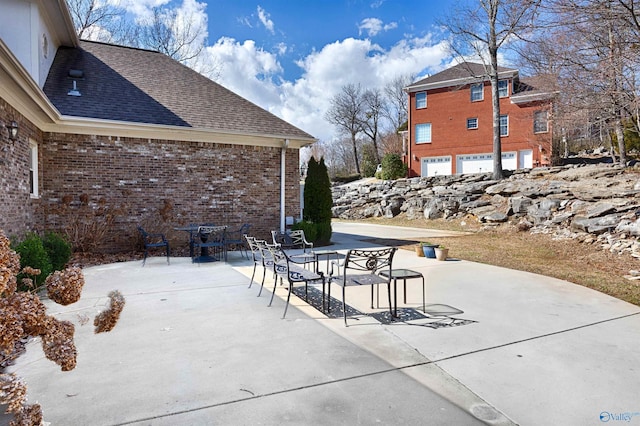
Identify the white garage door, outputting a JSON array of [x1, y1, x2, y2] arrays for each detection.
[[456, 152, 517, 174], [420, 156, 452, 177], [519, 149, 533, 169]]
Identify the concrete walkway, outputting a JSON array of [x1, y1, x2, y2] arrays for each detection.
[[4, 222, 640, 425]]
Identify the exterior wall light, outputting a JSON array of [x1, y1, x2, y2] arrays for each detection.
[[3, 120, 18, 141]]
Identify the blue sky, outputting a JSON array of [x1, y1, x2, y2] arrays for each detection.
[[111, 0, 461, 141]]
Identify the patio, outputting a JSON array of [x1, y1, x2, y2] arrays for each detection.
[[3, 222, 640, 426]]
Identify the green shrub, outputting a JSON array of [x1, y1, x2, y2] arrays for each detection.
[[304, 157, 333, 224], [291, 220, 318, 242], [314, 221, 332, 246], [42, 231, 72, 271], [291, 220, 332, 247], [14, 232, 53, 289], [380, 153, 408, 180]]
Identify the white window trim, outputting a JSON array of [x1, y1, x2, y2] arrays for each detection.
[[29, 140, 39, 198], [467, 117, 478, 130], [416, 91, 427, 109], [415, 123, 432, 144], [470, 83, 484, 102], [534, 110, 549, 133], [500, 115, 509, 137]]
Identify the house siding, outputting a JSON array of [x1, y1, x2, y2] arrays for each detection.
[[37, 133, 300, 253], [408, 80, 552, 176]]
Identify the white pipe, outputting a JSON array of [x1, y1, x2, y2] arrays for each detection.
[[280, 139, 289, 232]]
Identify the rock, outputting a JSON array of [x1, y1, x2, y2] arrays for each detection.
[[331, 163, 640, 262]]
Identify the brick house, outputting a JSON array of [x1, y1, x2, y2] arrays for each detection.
[[404, 62, 554, 177], [0, 0, 315, 252]]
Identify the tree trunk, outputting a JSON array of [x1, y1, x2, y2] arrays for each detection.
[[488, 1, 503, 180], [351, 133, 361, 175]]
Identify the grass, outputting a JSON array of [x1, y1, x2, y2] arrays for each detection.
[[348, 216, 640, 307]]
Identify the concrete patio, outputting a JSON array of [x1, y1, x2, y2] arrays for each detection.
[[3, 222, 640, 425]]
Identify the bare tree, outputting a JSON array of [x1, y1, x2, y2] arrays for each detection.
[[383, 74, 413, 131], [325, 84, 366, 175], [65, 0, 132, 43], [443, 0, 541, 179], [361, 88, 384, 164], [65, 0, 213, 72], [139, 6, 205, 63], [521, 0, 638, 165]]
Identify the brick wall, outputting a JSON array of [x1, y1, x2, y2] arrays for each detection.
[[409, 81, 553, 175], [0, 97, 41, 239], [40, 133, 301, 253]]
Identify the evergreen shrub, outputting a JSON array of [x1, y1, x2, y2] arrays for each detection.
[[14, 233, 53, 289], [42, 231, 72, 271]]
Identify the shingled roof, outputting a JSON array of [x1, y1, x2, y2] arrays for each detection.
[[43, 40, 314, 141], [406, 62, 518, 92]]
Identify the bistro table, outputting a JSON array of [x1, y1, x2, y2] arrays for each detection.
[[378, 269, 425, 318], [174, 225, 227, 263]]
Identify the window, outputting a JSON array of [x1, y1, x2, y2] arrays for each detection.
[[534, 110, 548, 133], [415, 91, 427, 109], [498, 79, 509, 97], [470, 83, 484, 101], [29, 141, 38, 198], [415, 123, 432, 144], [467, 118, 478, 130], [499, 115, 509, 137]]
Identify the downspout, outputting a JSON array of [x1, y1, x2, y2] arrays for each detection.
[[280, 139, 289, 233]]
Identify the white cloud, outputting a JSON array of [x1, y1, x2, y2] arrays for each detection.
[[257, 6, 275, 34], [202, 34, 448, 142], [358, 17, 398, 37]]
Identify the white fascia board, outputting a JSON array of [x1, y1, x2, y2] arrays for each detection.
[[510, 91, 558, 105]]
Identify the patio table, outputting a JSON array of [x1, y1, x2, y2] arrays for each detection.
[[378, 269, 425, 318], [174, 225, 227, 262]]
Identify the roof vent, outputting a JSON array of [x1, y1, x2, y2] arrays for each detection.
[[68, 69, 84, 78], [68, 80, 81, 97]]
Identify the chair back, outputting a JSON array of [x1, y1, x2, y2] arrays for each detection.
[[245, 235, 261, 261], [271, 229, 313, 251], [343, 247, 396, 275], [137, 226, 149, 242]]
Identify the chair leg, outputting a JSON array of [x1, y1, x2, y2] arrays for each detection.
[[283, 282, 292, 318], [342, 286, 348, 326], [387, 282, 393, 318], [166, 245, 170, 265], [249, 263, 257, 288], [268, 276, 280, 307], [142, 249, 148, 266], [257, 266, 267, 297]]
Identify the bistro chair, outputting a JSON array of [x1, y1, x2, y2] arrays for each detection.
[[245, 236, 271, 291], [271, 229, 313, 252], [266, 243, 326, 319], [137, 226, 170, 266], [328, 247, 397, 326], [224, 224, 251, 259]]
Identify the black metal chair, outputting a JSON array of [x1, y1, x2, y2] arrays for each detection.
[[224, 224, 251, 259], [137, 226, 170, 266], [328, 247, 397, 326]]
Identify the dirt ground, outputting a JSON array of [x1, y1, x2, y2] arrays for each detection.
[[352, 216, 640, 307]]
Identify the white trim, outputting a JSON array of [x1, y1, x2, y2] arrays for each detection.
[[29, 139, 39, 198]]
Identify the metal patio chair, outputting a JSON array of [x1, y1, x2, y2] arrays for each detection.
[[328, 247, 397, 326], [137, 226, 170, 266], [224, 224, 251, 259]]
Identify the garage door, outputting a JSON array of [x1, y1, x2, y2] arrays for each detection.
[[420, 156, 452, 177], [456, 152, 517, 174]]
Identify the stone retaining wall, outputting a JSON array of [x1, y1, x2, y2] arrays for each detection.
[[332, 164, 640, 266]]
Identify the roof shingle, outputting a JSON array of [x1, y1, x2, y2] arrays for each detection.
[[44, 41, 314, 140]]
